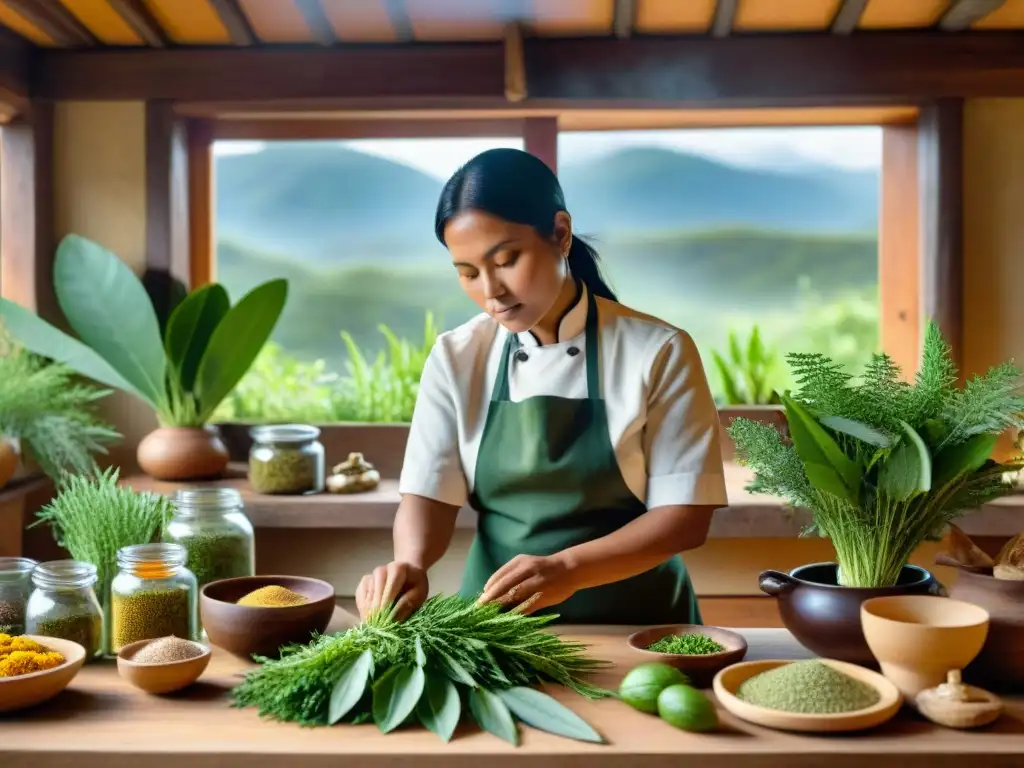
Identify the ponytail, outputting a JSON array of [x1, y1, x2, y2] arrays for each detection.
[[567, 234, 617, 302]]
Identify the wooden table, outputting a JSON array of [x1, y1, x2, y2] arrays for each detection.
[[1, 610, 1022, 768]]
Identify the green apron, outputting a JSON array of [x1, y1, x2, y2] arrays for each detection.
[[460, 289, 701, 625]]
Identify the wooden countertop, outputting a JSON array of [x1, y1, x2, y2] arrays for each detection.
[[2, 609, 1021, 768], [122, 462, 1024, 539]]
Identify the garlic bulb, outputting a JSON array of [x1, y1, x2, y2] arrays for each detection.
[[326, 452, 381, 494]]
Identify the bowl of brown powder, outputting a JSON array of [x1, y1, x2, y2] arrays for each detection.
[[116, 635, 211, 694]]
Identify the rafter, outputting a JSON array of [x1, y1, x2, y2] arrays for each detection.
[[504, 22, 525, 102], [831, 0, 869, 34], [294, 0, 337, 47], [613, 0, 636, 39], [106, 0, 169, 47], [938, 0, 1007, 31], [208, 0, 256, 46], [4, 0, 96, 47], [711, 0, 737, 38]]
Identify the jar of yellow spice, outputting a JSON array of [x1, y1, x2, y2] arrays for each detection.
[[110, 543, 198, 654]]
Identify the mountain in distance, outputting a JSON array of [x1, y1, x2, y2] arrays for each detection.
[[214, 143, 879, 263]]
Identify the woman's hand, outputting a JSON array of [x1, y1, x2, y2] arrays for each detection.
[[355, 561, 429, 622], [477, 553, 580, 615]]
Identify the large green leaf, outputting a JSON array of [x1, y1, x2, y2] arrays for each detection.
[[878, 420, 932, 500], [372, 665, 426, 734], [193, 278, 287, 421], [164, 284, 230, 392], [821, 415, 892, 448], [931, 433, 996, 489], [0, 298, 150, 404], [328, 650, 373, 726], [52, 234, 166, 405], [781, 394, 862, 505], [468, 687, 518, 746], [416, 672, 460, 742], [497, 686, 603, 744]]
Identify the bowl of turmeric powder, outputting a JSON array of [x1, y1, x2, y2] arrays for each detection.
[[199, 575, 335, 659], [0, 633, 87, 713]]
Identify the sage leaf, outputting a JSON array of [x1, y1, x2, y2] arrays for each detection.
[[782, 394, 862, 504], [416, 673, 461, 742], [932, 433, 997, 489], [414, 636, 426, 668], [373, 665, 426, 734], [821, 415, 892, 448], [436, 649, 476, 687], [469, 687, 518, 746], [878, 421, 932, 500], [328, 649, 373, 725], [497, 686, 603, 744], [164, 283, 230, 392]]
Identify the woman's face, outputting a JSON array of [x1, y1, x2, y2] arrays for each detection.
[[444, 210, 571, 333]]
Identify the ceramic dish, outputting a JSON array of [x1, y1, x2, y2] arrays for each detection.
[[0, 635, 86, 713], [627, 624, 748, 686], [712, 658, 903, 733], [116, 637, 212, 694]]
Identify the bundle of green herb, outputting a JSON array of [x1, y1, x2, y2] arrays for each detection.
[[232, 594, 611, 745], [729, 320, 1024, 588]]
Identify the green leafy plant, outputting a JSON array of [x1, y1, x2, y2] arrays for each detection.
[[232, 594, 610, 745], [728, 320, 1024, 588], [0, 234, 288, 428], [710, 325, 783, 405], [0, 328, 120, 480]]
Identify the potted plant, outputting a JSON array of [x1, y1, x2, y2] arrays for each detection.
[[729, 320, 1024, 663], [0, 234, 288, 481]]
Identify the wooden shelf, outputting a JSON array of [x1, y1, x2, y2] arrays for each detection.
[[120, 462, 1024, 539]]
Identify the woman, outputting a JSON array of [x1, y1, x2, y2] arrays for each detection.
[[355, 148, 728, 625]]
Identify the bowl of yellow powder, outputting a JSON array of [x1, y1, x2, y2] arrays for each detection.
[[0, 633, 87, 713], [199, 575, 335, 659]]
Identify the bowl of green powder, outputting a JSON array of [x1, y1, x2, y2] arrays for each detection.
[[713, 659, 902, 733], [628, 624, 748, 685]]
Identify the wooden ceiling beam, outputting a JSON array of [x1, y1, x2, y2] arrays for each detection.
[[938, 0, 1007, 31], [711, 0, 737, 38], [0, 24, 30, 106], [208, 0, 256, 46], [612, 0, 636, 39], [294, 0, 336, 47], [384, 0, 414, 43], [831, 0, 869, 34], [107, 0, 169, 47], [4, 0, 97, 47]]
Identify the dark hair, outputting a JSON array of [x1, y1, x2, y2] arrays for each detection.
[[434, 148, 617, 302]]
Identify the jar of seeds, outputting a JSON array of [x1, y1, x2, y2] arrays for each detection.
[[0, 557, 37, 635], [109, 543, 197, 654], [248, 424, 325, 495], [25, 560, 103, 659], [164, 487, 255, 591]]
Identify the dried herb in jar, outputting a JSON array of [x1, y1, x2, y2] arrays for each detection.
[[175, 532, 252, 589], [33, 613, 102, 655], [111, 587, 192, 651], [0, 599, 24, 635], [249, 449, 319, 495]]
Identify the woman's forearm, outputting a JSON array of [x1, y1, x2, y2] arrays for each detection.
[[558, 504, 716, 590], [393, 493, 461, 571]]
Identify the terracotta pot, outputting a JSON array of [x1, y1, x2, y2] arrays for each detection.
[[136, 426, 230, 481], [947, 569, 1024, 692], [0, 437, 17, 490], [759, 562, 945, 665]]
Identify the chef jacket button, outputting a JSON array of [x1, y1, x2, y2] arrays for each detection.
[[514, 350, 529, 363], [567, 346, 580, 357]]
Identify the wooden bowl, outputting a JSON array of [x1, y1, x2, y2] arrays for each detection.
[[627, 625, 748, 687], [0, 635, 86, 713], [199, 575, 335, 659], [713, 658, 903, 733], [116, 638, 212, 694]]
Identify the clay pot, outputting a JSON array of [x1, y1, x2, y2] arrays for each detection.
[[948, 569, 1024, 692], [136, 426, 229, 481], [0, 437, 17, 490], [759, 562, 944, 665]]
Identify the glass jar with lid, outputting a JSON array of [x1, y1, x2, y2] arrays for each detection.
[[109, 543, 197, 654], [248, 424, 325, 495], [164, 486, 255, 591], [25, 560, 103, 659], [0, 557, 38, 635]]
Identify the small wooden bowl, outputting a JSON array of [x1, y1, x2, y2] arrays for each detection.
[[627, 625, 748, 687], [116, 638, 212, 694], [200, 575, 335, 659], [0, 635, 86, 713], [713, 658, 903, 733]]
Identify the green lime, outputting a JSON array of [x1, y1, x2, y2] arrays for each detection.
[[657, 684, 718, 732], [618, 662, 689, 714]]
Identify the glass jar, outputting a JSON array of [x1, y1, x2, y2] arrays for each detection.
[[248, 424, 325, 495], [0, 557, 37, 635], [25, 560, 103, 659], [164, 487, 255, 591], [109, 543, 197, 654]]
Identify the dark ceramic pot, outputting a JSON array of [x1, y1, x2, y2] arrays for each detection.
[[759, 562, 945, 665], [948, 569, 1024, 693]]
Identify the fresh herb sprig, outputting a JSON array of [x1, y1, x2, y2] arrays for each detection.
[[232, 594, 612, 745]]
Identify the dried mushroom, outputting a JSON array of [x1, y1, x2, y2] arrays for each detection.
[[327, 452, 380, 494], [994, 532, 1024, 581], [915, 669, 1003, 729]]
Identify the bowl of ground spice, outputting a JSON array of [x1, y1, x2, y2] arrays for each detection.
[[628, 624, 748, 686], [117, 635, 211, 694], [199, 575, 335, 659], [713, 658, 902, 733], [0, 633, 86, 713]]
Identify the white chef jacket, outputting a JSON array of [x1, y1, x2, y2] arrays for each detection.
[[398, 283, 729, 511]]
